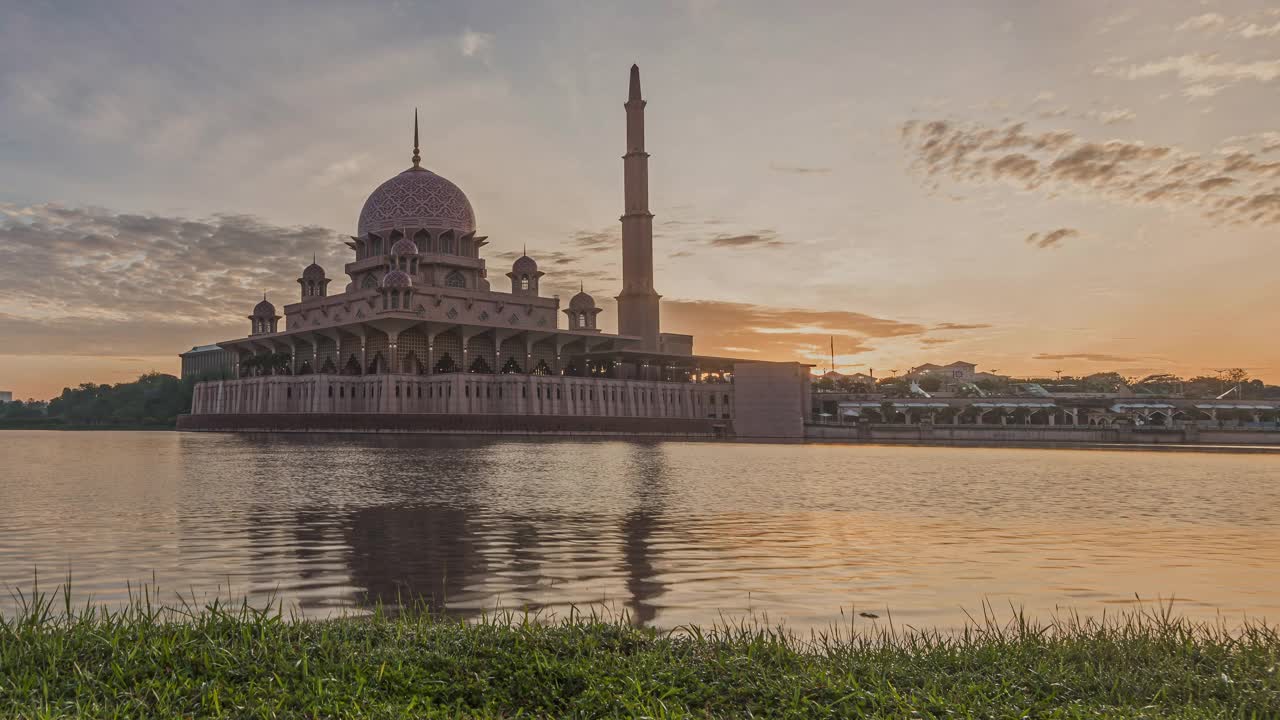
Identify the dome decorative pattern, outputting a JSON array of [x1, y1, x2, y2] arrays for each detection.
[[302, 262, 326, 279], [391, 237, 419, 255], [358, 168, 476, 237], [569, 290, 596, 310], [512, 255, 538, 273], [381, 270, 413, 288], [253, 299, 277, 316]]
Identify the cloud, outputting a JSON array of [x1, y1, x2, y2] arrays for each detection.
[[1032, 352, 1140, 363], [662, 300, 932, 362], [568, 229, 618, 253], [1090, 108, 1136, 125], [707, 231, 784, 249], [1173, 10, 1280, 39], [1176, 13, 1226, 32], [0, 204, 347, 354], [1024, 227, 1080, 249], [458, 29, 494, 59], [1095, 54, 1280, 95], [1239, 21, 1280, 39], [769, 162, 833, 175], [900, 120, 1280, 226], [932, 322, 992, 331]]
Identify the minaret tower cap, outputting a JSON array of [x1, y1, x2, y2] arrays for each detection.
[[627, 64, 643, 103]]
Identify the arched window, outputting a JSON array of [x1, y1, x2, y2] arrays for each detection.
[[578, 312, 587, 327], [434, 353, 457, 374], [445, 270, 465, 288], [414, 229, 430, 253], [440, 234, 455, 254], [369, 233, 383, 256], [520, 275, 530, 291]]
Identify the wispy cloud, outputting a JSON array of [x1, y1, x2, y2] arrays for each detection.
[[0, 204, 345, 353], [1095, 54, 1280, 97], [707, 231, 784, 248], [459, 28, 494, 59], [1032, 352, 1140, 363], [769, 162, 833, 175], [663, 300, 933, 362], [1025, 227, 1080, 249], [900, 120, 1280, 226]]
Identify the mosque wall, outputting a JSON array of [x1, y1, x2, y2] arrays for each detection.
[[190, 374, 736, 422]]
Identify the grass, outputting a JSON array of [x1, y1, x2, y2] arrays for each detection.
[[1, 586, 1277, 719]]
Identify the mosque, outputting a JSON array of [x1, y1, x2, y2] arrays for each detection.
[[181, 66, 811, 438]]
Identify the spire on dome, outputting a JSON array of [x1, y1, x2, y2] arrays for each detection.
[[411, 108, 421, 168], [628, 64, 642, 103]]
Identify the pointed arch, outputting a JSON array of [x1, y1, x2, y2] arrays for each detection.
[[445, 270, 466, 288], [342, 355, 362, 375], [434, 353, 458, 374]]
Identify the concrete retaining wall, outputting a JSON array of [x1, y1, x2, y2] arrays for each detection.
[[806, 423, 1280, 446]]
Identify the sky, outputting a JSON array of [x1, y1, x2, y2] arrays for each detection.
[[1, 0, 1278, 399]]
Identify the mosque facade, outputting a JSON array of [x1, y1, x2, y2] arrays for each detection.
[[181, 66, 811, 439]]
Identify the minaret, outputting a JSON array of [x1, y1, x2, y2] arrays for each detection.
[[616, 64, 661, 350]]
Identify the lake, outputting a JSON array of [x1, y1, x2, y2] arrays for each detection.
[[0, 430, 1276, 631]]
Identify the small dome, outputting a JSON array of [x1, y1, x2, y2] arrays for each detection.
[[302, 262, 326, 279], [381, 270, 413, 289], [512, 254, 537, 273], [253, 298, 276, 316], [391, 237, 419, 255], [568, 289, 596, 310]]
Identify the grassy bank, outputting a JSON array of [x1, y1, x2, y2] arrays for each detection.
[[1, 592, 1276, 718]]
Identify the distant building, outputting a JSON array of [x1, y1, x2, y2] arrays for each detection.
[[0, 390, 12, 404], [908, 361, 978, 383], [180, 345, 236, 380]]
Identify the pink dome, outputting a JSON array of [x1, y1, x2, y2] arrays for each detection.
[[391, 237, 419, 255], [381, 270, 413, 289], [568, 290, 596, 310], [358, 168, 476, 237]]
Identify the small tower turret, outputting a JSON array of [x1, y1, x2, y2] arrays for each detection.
[[249, 295, 279, 335], [565, 284, 602, 332], [507, 249, 544, 297], [299, 257, 329, 300]]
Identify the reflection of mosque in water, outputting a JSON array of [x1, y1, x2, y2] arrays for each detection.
[[250, 438, 674, 624]]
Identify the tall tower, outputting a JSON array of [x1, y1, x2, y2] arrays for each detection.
[[616, 64, 661, 350]]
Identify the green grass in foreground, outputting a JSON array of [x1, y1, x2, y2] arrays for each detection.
[[1, 589, 1277, 719]]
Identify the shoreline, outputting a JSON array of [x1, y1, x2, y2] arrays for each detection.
[[7, 424, 1280, 453], [2, 595, 1275, 718]]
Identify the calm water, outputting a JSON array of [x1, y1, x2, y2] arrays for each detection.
[[0, 430, 1277, 630]]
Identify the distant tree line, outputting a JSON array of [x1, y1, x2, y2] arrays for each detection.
[[0, 372, 204, 428]]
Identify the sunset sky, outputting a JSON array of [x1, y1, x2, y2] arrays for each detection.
[[2, 0, 1279, 399]]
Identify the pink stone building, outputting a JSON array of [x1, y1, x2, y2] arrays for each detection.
[[183, 67, 809, 439]]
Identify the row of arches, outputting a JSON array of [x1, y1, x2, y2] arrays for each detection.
[[357, 229, 479, 260]]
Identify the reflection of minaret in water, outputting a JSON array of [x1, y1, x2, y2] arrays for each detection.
[[619, 443, 670, 625], [616, 64, 661, 350]]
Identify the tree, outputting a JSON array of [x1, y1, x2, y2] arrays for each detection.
[[1081, 372, 1129, 393], [1134, 373, 1182, 396], [918, 376, 943, 393]]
